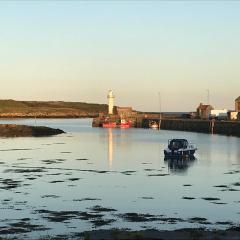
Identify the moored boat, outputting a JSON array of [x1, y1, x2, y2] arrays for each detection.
[[164, 139, 197, 158], [119, 119, 130, 128], [102, 122, 117, 128], [149, 121, 159, 129]]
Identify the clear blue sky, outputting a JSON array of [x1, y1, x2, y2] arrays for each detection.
[[0, 1, 240, 111]]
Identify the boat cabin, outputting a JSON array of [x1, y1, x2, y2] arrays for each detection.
[[164, 139, 197, 158], [168, 139, 188, 151]]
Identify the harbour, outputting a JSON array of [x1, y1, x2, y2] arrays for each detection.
[[93, 114, 240, 137], [92, 91, 240, 138]]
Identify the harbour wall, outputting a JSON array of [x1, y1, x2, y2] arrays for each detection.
[[156, 119, 240, 137], [93, 115, 240, 137]]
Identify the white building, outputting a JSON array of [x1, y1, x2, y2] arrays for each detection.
[[228, 111, 238, 120], [210, 109, 228, 119]]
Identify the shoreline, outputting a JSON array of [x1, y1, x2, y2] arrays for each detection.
[[0, 115, 96, 119], [79, 228, 240, 240], [20, 228, 239, 240], [1, 228, 240, 240]]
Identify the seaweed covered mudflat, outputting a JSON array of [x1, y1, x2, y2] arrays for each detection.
[[52, 228, 240, 240], [0, 228, 240, 240]]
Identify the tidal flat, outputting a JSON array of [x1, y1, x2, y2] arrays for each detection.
[[0, 118, 239, 239]]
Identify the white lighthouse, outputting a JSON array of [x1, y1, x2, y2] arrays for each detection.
[[107, 90, 115, 115]]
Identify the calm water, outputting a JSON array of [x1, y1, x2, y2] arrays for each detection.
[[0, 118, 239, 238]]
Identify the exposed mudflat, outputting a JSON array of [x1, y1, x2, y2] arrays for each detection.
[[77, 228, 240, 240], [2, 228, 238, 240]]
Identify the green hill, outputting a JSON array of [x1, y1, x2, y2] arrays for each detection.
[[0, 100, 108, 118]]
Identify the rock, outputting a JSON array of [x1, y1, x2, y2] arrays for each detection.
[[0, 124, 65, 137]]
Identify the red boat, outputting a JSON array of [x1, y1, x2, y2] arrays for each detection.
[[119, 119, 131, 128], [102, 122, 117, 128]]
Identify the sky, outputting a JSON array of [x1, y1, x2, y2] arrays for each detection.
[[0, 1, 240, 112]]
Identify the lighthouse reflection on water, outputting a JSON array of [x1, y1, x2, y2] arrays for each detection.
[[108, 128, 113, 169]]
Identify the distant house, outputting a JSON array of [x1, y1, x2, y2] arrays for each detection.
[[235, 96, 240, 112], [196, 103, 214, 119], [228, 111, 238, 121], [210, 109, 228, 120]]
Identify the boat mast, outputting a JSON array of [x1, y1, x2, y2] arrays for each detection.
[[158, 92, 162, 130], [206, 89, 210, 105]]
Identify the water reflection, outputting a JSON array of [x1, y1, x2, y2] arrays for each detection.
[[164, 157, 196, 173], [108, 128, 113, 169]]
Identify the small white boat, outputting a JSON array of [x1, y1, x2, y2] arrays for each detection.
[[164, 139, 197, 158], [149, 121, 159, 129]]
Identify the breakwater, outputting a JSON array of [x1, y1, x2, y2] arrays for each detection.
[[143, 119, 240, 137], [93, 115, 240, 137]]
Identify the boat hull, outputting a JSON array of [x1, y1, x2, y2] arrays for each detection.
[[102, 123, 117, 128], [164, 149, 196, 158], [119, 123, 130, 128]]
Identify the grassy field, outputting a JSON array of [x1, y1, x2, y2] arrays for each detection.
[[0, 100, 108, 118]]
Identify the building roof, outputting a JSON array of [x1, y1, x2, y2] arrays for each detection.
[[117, 107, 132, 110], [235, 96, 240, 101], [197, 103, 213, 110]]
